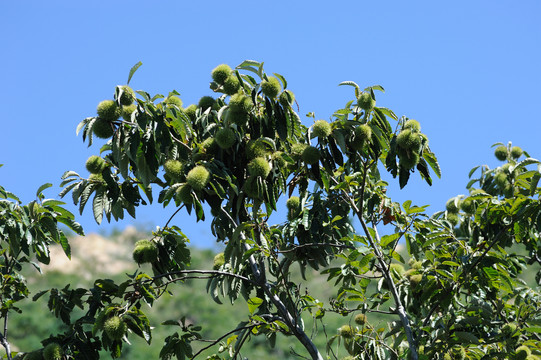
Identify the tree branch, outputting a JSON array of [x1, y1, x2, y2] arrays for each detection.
[[191, 322, 262, 359], [0, 314, 12, 360], [336, 162, 418, 360], [277, 242, 354, 254], [147, 269, 257, 287], [220, 209, 324, 360]]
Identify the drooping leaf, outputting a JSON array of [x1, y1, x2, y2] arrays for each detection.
[[127, 61, 143, 85]]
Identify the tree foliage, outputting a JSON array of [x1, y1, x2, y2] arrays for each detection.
[[1, 61, 540, 359]]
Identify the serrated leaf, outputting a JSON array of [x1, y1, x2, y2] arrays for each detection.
[[530, 172, 541, 196], [92, 187, 105, 224], [375, 107, 398, 120], [380, 233, 400, 247], [423, 150, 441, 179], [273, 73, 287, 89], [127, 61, 142, 85], [36, 183, 52, 197], [32, 289, 49, 301], [454, 331, 479, 344]]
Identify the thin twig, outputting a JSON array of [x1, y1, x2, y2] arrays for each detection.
[[191, 323, 261, 359], [277, 243, 355, 254], [148, 270, 257, 286]]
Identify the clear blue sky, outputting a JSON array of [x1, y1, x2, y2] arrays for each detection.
[[1, 1, 540, 247]]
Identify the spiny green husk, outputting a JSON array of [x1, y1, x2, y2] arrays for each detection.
[[396, 130, 422, 152], [222, 75, 240, 95], [229, 93, 252, 113], [215, 128, 236, 149], [460, 198, 474, 214], [389, 263, 405, 278], [290, 143, 308, 161], [351, 124, 372, 150], [243, 177, 262, 200], [279, 89, 295, 106], [404, 268, 419, 280], [271, 151, 287, 168], [260, 77, 281, 98], [200, 137, 219, 155], [86, 155, 106, 174], [186, 166, 210, 191], [248, 157, 271, 178], [93, 118, 115, 139], [164, 159, 183, 180], [494, 172, 507, 187], [404, 119, 421, 132], [409, 274, 423, 288], [132, 239, 158, 264], [121, 104, 137, 121], [228, 109, 249, 126], [213, 252, 225, 269], [354, 313, 367, 325], [175, 185, 193, 204], [494, 146, 508, 161], [103, 316, 127, 341], [338, 325, 355, 339], [312, 120, 332, 138], [118, 85, 135, 106], [43, 343, 62, 360], [399, 151, 420, 170], [286, 196, 301, 220], [198, 96, 215, 111], [410, 260, 423, 270], [357, 92, 375, 111], [286, 196, 300, 210], [164, 95, 183, 108], [183, 104, 197, 120], [356, 124, 372, 141], [246, 139, 270, 159], [446, 212, 459, 226], [211, 64, 232, 84], [301, 146, 320, 165], [511, 146, 523, 159], [446, 198, 460, 213], [97, 100, 121, 121]]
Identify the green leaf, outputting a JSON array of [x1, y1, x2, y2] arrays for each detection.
[[58, 233, 71, 259], [247, 297, 263, 315], [32, 289, 49, 301], [338, 81, 360, 90], [380, 233, 400, 247], [453, 331, 479, 344], [367, 85, 385, 93], [530, 171, 541, 196], [273, 73, 287, 89], [42, 199, 66, 207], [523, 326, 541, 334], [92, 187, 105, 224], [36, 183, 52, 198], [127, 61, 142, 85], [399, 167, 410, 189], [423, 150, 441, 179], [375, 107, 398, 120]]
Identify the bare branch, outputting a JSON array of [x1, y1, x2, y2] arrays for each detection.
[[191, 322, 262, 359]]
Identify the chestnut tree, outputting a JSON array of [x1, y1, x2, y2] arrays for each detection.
[[3, 60, 541, 359]]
